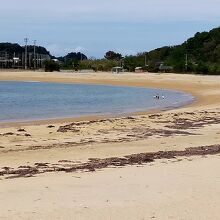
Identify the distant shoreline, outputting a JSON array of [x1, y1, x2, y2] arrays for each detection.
[[0, 71, 219, 126]]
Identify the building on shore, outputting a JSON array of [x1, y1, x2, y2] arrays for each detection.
[[135, 67, 144, 73], [112, 66, 124, 74]]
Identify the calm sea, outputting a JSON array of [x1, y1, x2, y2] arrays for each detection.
[[0, 81, 194, 122]]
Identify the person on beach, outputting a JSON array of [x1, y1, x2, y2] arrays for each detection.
[[154, 94, 160, 99], [154, 94, 165, 99]]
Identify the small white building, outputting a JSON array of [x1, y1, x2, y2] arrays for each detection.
[[135, 67, 144, 73], [112, 66, 124, 74], [13, 57, 20, 64]]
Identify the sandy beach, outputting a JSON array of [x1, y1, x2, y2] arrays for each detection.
[[0, 70, 220, 219]]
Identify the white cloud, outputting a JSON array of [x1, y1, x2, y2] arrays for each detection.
[[47, 44, 86, 56], [73, 46, 85, 53]]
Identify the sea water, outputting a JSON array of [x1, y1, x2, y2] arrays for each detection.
[[0, 81, 194, 122]]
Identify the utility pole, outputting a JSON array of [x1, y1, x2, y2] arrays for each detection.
[[13, 52, 15, 68], [34, 40, 36, 70], [36, 53, 38, 67], [5, 52, 7, 68], [24, 38, 28, 70], [29, 53, 32, 68]]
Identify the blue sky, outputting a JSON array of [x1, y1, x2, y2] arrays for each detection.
[[0, 0, 219, 58]]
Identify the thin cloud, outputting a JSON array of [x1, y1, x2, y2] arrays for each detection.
[[0, 0, 219, 22], [47, 44, 86, 57]]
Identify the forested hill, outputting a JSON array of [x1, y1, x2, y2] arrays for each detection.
[[124, 27, 220, 74], [57, 52, 87, 62], [0, 43, 51, 56], [0, 43, 87, 63]]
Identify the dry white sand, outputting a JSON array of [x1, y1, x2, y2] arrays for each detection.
[[1, 156, 220, 220]]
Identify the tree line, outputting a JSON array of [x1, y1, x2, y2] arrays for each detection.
[[1, 26, 220, 74], [60, 26, 220, 74]]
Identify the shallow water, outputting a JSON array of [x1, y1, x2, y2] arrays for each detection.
[[0, 81, 194, 122]]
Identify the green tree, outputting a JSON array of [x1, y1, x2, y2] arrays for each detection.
[[104, 51, 122, 60], [44, 60, 60, 72]]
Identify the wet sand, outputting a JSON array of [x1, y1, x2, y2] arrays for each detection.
[[0, 71, 220, 219]]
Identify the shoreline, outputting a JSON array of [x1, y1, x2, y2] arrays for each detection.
[[0, 101, 195, 128], [0, 86, 195, 128], [0, 71, 207, 127]]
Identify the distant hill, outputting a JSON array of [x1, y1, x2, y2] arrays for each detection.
[[0, 43, 23, 54], [0, 43, 87, 67], [57, 52, 87, 62], [0, 43, 87, 60], [0, 43, 51, 56], [124, 27, 220, 74], [56, 52, 87, 70]]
